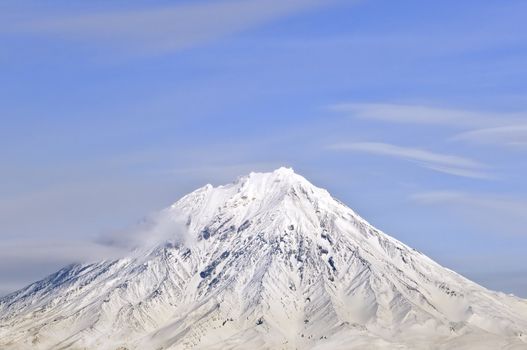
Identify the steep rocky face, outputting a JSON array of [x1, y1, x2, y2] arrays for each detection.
[[1, 168, 526, 350]]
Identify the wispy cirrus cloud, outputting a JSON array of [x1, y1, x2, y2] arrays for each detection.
[[410, 191, 527, 236], [8, 0, 332, 56], [329, 102, 527, 150], [452, 124, 527, 148], [328, 102, 517, 128], [0, 239, 128, 296], [327, 142, 492, 179]]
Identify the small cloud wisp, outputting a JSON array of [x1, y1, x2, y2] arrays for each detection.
[[328, 142, 492, 179]]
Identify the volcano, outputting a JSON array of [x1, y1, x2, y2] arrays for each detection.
[[1, 168, 526, 349]]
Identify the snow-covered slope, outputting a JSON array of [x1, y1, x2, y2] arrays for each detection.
[[1, 168, 526, 349]]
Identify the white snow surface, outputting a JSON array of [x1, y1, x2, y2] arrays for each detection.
[[1, 167, 526, 349]]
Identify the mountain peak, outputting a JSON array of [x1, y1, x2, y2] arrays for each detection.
[[271, 166, 296, 175], [169, 168, 329, 244], [238, 167, 321, 196], [241, 167, 303, 186]]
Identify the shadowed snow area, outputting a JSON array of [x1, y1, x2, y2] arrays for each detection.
[[1, 168, 526, 349]]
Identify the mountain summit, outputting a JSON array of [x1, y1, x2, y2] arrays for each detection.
[[1, 168, 526, 349]]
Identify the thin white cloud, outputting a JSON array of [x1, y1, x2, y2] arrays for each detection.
[[0, 239, 131, 297], [329, 103, 517, 128], [0, 240, 127, 265], [328, 142, 491, 179], [96, 209, 194, 251], [410, 191, 527, 236], [0, 210, 196, 296], [411, 191, 527, 212], [11, 0, 331, 56], [330, 103, 527, 150], [452, 124, 527, 147], [423, 165, 495, 180]]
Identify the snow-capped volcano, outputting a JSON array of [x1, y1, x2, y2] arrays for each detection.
[[1, 168, 526, 349]]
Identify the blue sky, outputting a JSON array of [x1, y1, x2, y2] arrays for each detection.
[[1, 0, 527, 297]]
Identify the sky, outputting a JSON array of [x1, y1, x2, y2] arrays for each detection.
[[1, 0, 527, 297]]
